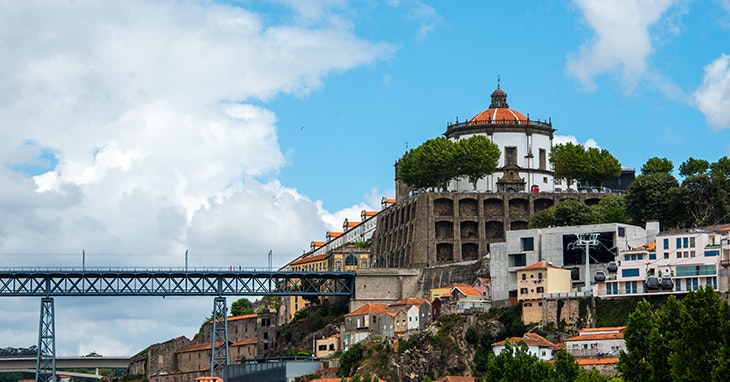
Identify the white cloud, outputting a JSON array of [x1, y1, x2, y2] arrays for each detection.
[[0, 0, 393, 353], [693, 53, 730, 130], [567, 0, 676, 91], [553, 135, 600, 148]]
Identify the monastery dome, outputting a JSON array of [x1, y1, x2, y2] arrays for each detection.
[[469, 85, 528, 124]]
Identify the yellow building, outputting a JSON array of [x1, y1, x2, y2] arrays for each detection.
[[516, 260, 571, 324]]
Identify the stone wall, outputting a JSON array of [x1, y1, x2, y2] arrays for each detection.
[[128, 336, 193, 377], [349, 268, 421, 310], [371, 191, 606, 270]]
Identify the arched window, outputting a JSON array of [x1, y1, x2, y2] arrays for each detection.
[[345, 255, 357, 266]]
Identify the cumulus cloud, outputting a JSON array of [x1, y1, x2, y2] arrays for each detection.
[[0, 0, 392, 353], [693, 54, 730, 130], [553, 135, 600, 148], [567, 0, 675, 91]]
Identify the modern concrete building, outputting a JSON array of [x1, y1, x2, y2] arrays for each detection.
[[489, 222, 658, 301]]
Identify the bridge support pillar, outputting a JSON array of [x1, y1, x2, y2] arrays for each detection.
[[210, 297, 229, 377], [36, 297, 56, 382]]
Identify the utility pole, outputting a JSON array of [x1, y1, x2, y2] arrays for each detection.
[[575, 233, 599, 292]]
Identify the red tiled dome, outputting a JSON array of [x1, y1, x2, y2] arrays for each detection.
[[470, 107, 528, 123], [469, 85, 528, 123]]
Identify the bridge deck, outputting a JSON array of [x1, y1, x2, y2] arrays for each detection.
[[0, 268, 355, 297]]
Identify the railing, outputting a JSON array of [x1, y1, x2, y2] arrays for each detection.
[[447, 118, 553, 130]]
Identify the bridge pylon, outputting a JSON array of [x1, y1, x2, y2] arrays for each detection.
[[210, 297, 229, 377], [36, 297, 56, 382]]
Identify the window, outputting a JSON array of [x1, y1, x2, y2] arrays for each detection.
[[622, 268, 640, 277], [649, 253, 656, 260], [683, 237, 689, 248], [538, 272, 543, 279], [618, 227, 625, 237], [505, 147, 517, 166], [521, 274, 526, 280], [536, 287, 545, 293], [335, 259, 343, 272], [522, 237, 535, 251], [360, 257, 368, 268], [520, 288, 528, 294], [690, 237, 695, 248], [511, 253, 527, 267], [677, 238, 682, 248], [539, 149, 547, 170], [663, 239, 669, 250]]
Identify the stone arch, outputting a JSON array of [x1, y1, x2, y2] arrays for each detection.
[[510, 220, 529, 230], [458, 198, 478, 217], [484, 198, 503, 218], [534, 198, 554, 214], [585, 197, 601, 206], [462, 243, 479, 261], [508, 198, 529, 219], [460, 221, 479, 239], [435, 221, 454, 239], [436, 243, 453, 262], [434, 198, 454, 216], [485, 221, 504, 240]]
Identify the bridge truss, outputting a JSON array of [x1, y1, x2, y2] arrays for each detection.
[[0, 268, 355, 382]]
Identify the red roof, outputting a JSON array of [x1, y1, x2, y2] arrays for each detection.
[[494, 333, 557, 348], [289, 253, 329, 266], [566, 327, 625, 342], [345, 303, 394, 317], [518, 260, 561, 271], [471, 107, 528, 123], [576, 357, 620, 366], [390, 297, 431, 307], [451, 284, 484, 297], [231, 337, 257, 346]]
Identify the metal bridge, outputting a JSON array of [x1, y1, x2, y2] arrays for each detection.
[[0, 267, 356, 382], [0, 356, 131, 379]]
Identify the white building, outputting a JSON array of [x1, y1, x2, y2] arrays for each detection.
[[565, 327, 625, 359], [444, 85, 555, 193], [490, 222, 658, 301], [594, 229, 730, 297], [492, 333, 558, 361]]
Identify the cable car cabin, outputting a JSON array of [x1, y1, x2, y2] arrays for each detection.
[[607, 262, 618, 273], [645, 275, 661, 290], [660, 277, 674, 290], [594, 271, 606, 283]]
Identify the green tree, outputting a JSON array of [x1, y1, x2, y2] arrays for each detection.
[[398, 137, 459, 190], [619, 287, 730, 382], [585, 147, 621, 188], [553, 199, 596, 226], [338, 342, 365, 377], [455, 134, 501, 190], [550, 142, 588, 189], [679, 157, 710, 178], [641, 157, 674, 175], [617, 300, 653, 382], [554, 349, 580, 382], [624, 172, 681, 227], [590, 194, 630, 224], [230, 298, 254, 316], [483, 340, 555, 382], [529, 207, 557, 229]]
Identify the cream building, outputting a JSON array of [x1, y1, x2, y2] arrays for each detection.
[[516, 260, 571, 324]]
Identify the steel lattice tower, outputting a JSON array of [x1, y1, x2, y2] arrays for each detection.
[[36, 297, 56, 382], [210, 297, 229, 376]]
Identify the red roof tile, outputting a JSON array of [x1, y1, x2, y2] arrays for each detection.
[[231, 337, 257, 346], [290, 253, 329, 266], [345, 303, 394, 317], [576, 357, 620, 366], [518, 260, 561, 271], [494, 333, 557, 348]]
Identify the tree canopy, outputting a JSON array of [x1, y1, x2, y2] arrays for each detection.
[[618, 286, 730, 382], [641, 157, 674, 175], [456, 134, 501, 190], [398, 136, 500, 191], [231, 298, 254, 316]]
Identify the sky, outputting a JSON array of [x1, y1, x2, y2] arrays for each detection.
[[1, 0, 729, 356]]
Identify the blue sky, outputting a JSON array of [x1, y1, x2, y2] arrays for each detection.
[[1, 0, 729, 356]]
